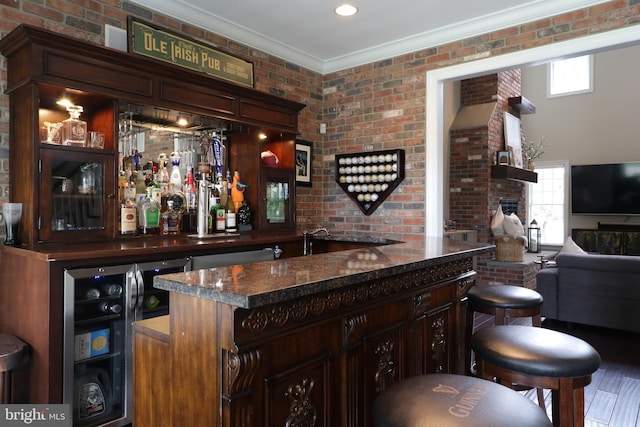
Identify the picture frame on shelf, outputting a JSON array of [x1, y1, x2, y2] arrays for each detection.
[[295, 140, 312, 187], [507, 147, 516, 166], [496, 150, 510, 166], [504, 112, 523, 168]]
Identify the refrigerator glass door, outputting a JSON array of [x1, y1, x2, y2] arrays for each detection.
[[63, 264, 137, 427]]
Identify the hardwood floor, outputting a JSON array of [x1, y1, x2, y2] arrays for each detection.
[[473, 314, 640, 426]]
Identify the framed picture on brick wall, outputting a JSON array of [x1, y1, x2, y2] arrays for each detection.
[[504, 112, 523, 168], [295, 140, 312, 187]]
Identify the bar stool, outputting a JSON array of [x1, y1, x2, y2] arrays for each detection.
[[0, 334, 29, 403], [471, 325, 601, 427], [465, 284, 545, 406], [372, 373, 552, 427]]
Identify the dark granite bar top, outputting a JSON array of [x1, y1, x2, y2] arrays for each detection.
[[154, 238, 494, 309]]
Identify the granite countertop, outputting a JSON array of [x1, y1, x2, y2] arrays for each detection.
[[154, 237, 494, 309]]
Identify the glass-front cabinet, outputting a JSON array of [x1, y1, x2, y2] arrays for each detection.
[[262, 168, 295, 230], [39, 147, 115, 242]]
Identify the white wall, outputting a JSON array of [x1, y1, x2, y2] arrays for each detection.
[[521, 43, 640, 229]]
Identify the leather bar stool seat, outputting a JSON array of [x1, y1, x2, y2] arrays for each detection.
[[467, 284, 544, 326], [372, 373, 552, 427], [471, 325, 601, 427], [0, 334, 29, 403]]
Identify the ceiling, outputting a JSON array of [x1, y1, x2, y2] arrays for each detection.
[[131, 0, 609, 74]]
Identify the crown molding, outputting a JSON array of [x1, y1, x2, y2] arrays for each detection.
[[131, 0, 610, 74]]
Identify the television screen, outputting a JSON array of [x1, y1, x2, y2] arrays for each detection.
[[571, 163, 640, 215]]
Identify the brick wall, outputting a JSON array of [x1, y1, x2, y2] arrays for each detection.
[[476, 258, 540, 289], [449, 71, 527, 244], [1, 1, 639, 239]]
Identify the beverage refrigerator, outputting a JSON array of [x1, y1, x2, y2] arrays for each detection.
[[63, 258, 190, 427]]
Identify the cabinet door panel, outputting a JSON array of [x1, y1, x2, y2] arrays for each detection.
[[261, 168, 295, 230], [39, 147, 115, 242], [264, 353, 331, 427]]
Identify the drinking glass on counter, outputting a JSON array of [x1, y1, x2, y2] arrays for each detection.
[[2, 202, 22, 245]]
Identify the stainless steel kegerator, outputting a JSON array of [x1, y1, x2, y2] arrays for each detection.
[[63, 258, 190, 427]]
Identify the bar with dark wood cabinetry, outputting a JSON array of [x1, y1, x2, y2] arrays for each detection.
[[0, 25, 305, 247], [134, 239, 493, 426]]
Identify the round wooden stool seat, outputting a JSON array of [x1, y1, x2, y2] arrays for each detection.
[[0, 334, 29, 404], [471, 325, 601, 427], [372, 373, 552, 427]]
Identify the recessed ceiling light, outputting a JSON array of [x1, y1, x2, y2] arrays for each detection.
[[335, 4, 358, 17]]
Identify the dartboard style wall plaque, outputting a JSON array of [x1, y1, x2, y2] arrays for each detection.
[[335, 149, 405, 215]]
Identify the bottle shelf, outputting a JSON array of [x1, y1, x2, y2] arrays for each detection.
[[73, 351, 122, 366]]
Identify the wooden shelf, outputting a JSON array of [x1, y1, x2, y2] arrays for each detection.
[[508, 96, 536, 114], [491, 165, 537, 183]]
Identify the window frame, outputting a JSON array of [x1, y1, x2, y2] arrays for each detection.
[[547, 54, 594, 98], [527, 160, 570, 247]]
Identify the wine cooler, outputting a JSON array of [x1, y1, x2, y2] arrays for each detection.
[[63, 258, 190, 427]]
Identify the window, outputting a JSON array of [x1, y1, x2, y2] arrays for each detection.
[[527, 161, 569, 246], [547, 55, 593, 97]]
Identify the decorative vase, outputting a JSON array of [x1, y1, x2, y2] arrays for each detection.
[[527, 160, 535, 171]]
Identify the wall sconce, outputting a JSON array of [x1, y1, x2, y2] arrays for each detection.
[[528, 219, 541, 253]]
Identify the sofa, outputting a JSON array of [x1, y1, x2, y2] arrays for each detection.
[[537, 252, 640, 333]]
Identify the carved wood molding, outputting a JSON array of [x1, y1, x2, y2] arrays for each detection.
[[223, 348, 262, 397], [285, 377, 318, 427], [374, 341, 395, 394], [240, 258, 474, 335], [430, 316, 446, 373], [343, 314, 368, 343]]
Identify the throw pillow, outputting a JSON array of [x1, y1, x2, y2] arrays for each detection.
[[559, 236, 587, 254], [502, 213, 525, 237], [490, 204, 505, 236]]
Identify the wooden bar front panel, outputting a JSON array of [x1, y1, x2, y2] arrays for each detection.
[[134, 257, 475, 426]]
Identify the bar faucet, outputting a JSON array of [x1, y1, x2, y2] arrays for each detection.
[[303, 227, 330, 256]]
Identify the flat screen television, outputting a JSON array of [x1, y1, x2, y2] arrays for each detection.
[[571, 162, 640, 215]]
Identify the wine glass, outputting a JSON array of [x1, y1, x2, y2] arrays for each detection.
[[3, 202, 22, 245]]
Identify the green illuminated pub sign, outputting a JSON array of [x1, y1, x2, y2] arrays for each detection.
[[127, 18, 254, 88]]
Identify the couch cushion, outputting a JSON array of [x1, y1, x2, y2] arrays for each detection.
[[556, 253, 640, 274], [559, 236, 586, 254]]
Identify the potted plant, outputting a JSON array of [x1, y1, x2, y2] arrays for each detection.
[[522, 136, 547, 170]]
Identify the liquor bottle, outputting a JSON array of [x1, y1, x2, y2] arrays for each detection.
[[209, 190, 225, 233], [101, 284, 122, 296], [219, 178, 228, 207], [166, 183, 187, 214], [156, 153, 170, 195], [144, 295, 160, 309], [169, 152, 183, 192], [138, 187, 161, 235], [61, 105, 87, 146], [160, 200, 181, 235], [85, 288, 101, 300], [120, 184, 137, 235], [135, 169, 147, 205], [184, 171, 197, 213], [225, 184, 237, 233], [99, 302, 122, 314]]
